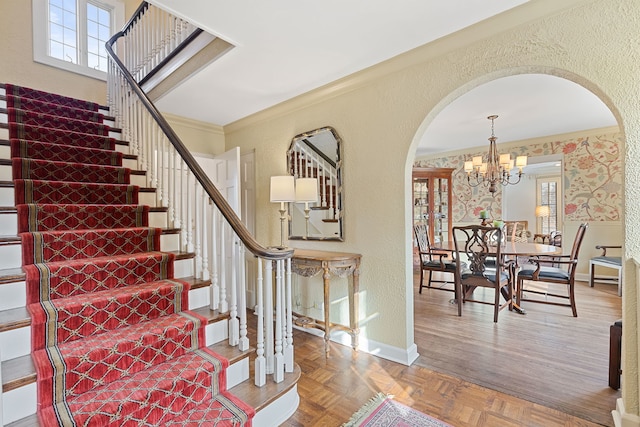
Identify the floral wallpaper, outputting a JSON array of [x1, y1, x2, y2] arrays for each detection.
[[415, 130, 623, 223]]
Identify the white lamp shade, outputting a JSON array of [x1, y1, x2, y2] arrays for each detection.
[[464, 160, 473, 172], [516, 155, 528, 167], [270, 176, 295, 202], [535, 205, 550, 217], [295, 177, 318, 203]]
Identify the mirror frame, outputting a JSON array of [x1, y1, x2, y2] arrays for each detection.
[[287, 126, 343, 241]]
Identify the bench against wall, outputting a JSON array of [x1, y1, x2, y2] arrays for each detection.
[[589, 245, 622, 296]]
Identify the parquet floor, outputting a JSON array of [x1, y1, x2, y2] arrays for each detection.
[[281, 272, 621, 426]]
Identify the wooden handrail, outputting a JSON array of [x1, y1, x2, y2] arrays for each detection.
[[106, 32, 292, 261]]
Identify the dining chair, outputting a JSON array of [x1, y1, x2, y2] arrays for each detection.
[[452, 225, 514, 322], [589, 244, 622, 296], [414, 225, 460, 314], [516, 223, 588, 317]]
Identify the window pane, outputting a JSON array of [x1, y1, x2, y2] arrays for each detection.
[[62, 0, 76, 13], [87, 20, 98, 38], [63, 28, 77, 47], [88, 52, 99, 69], [96, 56, 107, 72], [87, 36, 99, 53], [87, 3, 98, 21], [50, 23, 64, 43], [50, 40, 64, 59], [63, 10, 76, 30], [98, 23, 110, 41], [98, 8, 110, 26], [49, 5, 63, 24], [50, 0, 63, 9], [63, 45, 77, 63]]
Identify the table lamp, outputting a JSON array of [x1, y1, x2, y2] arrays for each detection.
[[295, 177, 319, 238], [270, 176, 295, 249]]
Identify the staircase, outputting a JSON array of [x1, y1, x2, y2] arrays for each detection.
[[0, 83, 299, 426]]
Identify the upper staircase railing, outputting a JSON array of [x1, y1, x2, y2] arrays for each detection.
[[106, 2, 294, 387]]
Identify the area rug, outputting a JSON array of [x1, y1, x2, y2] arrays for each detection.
[[342, 393, 452, 427]]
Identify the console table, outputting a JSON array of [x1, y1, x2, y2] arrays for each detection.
[[291, 249, 361, 356]]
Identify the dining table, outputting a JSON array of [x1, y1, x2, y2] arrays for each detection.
[[430, 240, 563, 314]]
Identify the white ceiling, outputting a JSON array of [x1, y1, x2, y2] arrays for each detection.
[[148, 0, 617, 155]]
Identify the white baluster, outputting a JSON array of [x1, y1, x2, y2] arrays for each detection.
[[265, 259, 274, 375], [285, 257, 294, 372], [173, 151, 181, 229], [201, 191, 210, 281], [186, 169, 194, 252], [255, 258, 266, 387], [229, 233, 239, 347], [167, 144, 174, 224], [219, 221, 228, 313], [238, 242, 249, 351], [194, 185, 202, 279], [210, 207, 219, 311], [273, 259, 284, 383]]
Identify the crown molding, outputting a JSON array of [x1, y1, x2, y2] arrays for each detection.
[[163, 112, 224, 135]]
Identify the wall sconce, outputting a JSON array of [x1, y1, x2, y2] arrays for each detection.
[[295, 177, 319, 238], [270, 176, 295, 249]]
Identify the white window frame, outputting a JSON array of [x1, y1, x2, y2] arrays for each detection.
[[32, 0, 124, 81]]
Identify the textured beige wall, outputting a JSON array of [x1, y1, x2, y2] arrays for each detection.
[[164, 113, 225, 155], [225, 0, 640, 417]]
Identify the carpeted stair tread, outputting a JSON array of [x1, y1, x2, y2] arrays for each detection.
[[8, 107, 110, 135], [8, 123, 116, 150], [28, 278, 190, 349], [21, 227, 161, 264], [14, 179, 139, 205], [32, 310, 209, 405], [4, 83, 101, 111], [35, 349, 228, 426], [4, 95, 105, 122], [36, 347, 227, 427], [12, 158, 130, 184], [17, 203, 149, 232], [10, 139, 123, 166], [163, 390, 255, 426]]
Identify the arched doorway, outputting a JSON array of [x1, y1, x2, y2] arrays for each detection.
[[407, 71, 623, 425]]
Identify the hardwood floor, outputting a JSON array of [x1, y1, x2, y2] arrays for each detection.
[[282, 271, 621, 426]]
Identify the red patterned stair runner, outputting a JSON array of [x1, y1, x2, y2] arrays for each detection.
[[6, 83, 254, 426]]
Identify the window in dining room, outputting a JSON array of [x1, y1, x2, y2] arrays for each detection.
[[537, 177, 561, 235]]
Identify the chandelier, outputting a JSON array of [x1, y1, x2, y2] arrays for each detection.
[[464, 115, 527, 194]]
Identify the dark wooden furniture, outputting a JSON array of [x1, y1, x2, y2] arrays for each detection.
[[609, 319, 623, 390], [590, 245, 623, 296], [291, 249, 361, 356], [414, 224, 460, 315], [452, 225, 515, 322], [412, 167, 454, 244], [516, 223, 588, 317]]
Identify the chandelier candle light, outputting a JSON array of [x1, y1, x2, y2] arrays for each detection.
[[270, 175, 296, 249], [295, 177, 319, 238], [464, 115, 527, 194]]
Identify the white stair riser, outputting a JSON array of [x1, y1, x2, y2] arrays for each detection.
[[138, 191, 157, 206], [149, 211, 168, 228], [0, 164, 10, 181], [0, 187, 13, 206], [160, 233, 180, 252], [205, 319, 228, 346], [0, 212, 17, 235], [0, 327, 30, 362], [227, 357, 249, 389], [0, 243, 21, 270], [174, 257, 194, 278], [0, 281, 26, 311], [2, 383, 36, 425], [0, 145, 9, 159], [130, 174, 147, 187], [189, 286, 211, 310]]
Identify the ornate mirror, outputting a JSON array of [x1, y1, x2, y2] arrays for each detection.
[[287, 126, 343, 241]]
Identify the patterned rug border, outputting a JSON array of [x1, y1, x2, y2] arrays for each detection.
[[342, 393, 452, 427]]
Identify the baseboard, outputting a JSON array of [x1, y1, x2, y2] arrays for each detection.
[[612, 398, 640, 427], [292, 325, 419, 366], [576, 272, 619, 284]]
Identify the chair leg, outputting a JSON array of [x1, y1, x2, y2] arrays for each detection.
[[618, 267, 622, 297], [493, 286, 500, 323], [419, 268, 424, 294], [569, 282, 578, 317], [427, 270, 433, 288], [589, 261, 595, 288], [516, 277, 523, 307]]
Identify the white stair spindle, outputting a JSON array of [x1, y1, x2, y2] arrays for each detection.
[[285, 257, 294, 372], [201, 190, 210, 281], [238, 242, 249, 351], [273, 259, 284, 383], [255, 258, 266, 387]]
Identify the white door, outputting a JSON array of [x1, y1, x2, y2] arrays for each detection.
[[195, 148, 241, 313]]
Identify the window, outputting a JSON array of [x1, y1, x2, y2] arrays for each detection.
[[33, 0, 124, 80], [537, 176, 562, 235]]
